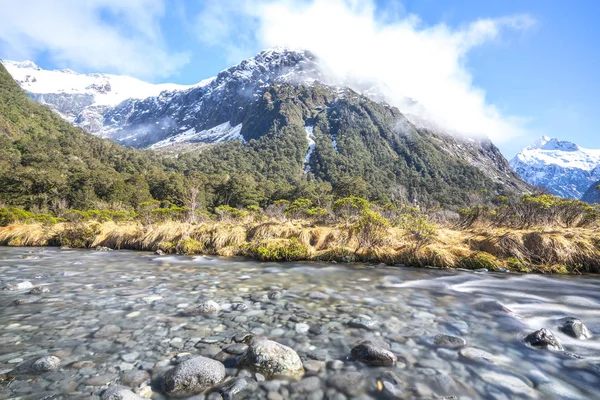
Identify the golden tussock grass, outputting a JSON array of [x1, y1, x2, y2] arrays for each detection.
[[1, 221, 600, 274]]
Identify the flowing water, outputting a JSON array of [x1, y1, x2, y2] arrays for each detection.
[[1, 247, 599, 399]]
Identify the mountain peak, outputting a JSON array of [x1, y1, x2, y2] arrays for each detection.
[[529, 136, 580, 152], [2, 60, 40, 70], [511, 137, 600, 198]]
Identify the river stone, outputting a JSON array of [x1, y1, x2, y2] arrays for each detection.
[[29, 285, 50, 294], [225, 343, 249, 355], [433, 334, 467, 348], [94, 324, 122, 338], [9, 281, 34, 290], [351, 340, 396, 366], [459, 348, 505, 364], [268, 291, 282, 300], [308, 291, 329, 300], [524, 328, 564, 351], [10, 355, 60, 375], [163, 356, 226, 397], [214, 377, 258, 400], [559, 317, 592, 339], [239, 338, 304, 378], [479, 372, 538, 397], [101, 385, 146, 400], [348, 317, 378, 330], [327, 372, 365, 395], [291, 376, 322, 393], [474, 300, 515, 315], [185, 300, 221, 315], [120, 369, 150, 386]]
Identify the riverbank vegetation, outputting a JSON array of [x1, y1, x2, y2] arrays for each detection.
[[1, 194, 599, 274]]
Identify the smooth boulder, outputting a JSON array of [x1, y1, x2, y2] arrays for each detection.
[[163, 356, 226, 397], [351, 340, 397, 366], [559, 317, 592, 339], [524, 328, 563, 351], [239, 338, 304, 378], [10, 355, 60, 375]]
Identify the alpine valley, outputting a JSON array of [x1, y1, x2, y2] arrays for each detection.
[[1, 48, 530, 210]]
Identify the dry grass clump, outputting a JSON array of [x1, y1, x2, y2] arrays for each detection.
[[0, 223, 55, 246], [1, 220, 600, 274]]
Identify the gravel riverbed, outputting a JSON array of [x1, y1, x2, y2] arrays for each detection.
[[1, 247, 599, 399]]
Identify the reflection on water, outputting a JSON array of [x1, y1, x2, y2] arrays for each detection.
[[1, 247, 599, 399]]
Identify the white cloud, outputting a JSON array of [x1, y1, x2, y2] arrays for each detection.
[[0, 0, 189, 79], [195, 0, 535, 143]]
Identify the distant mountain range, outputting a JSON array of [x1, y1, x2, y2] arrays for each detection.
[[510, 136, 600, 199], [2, 49, 530, 208]]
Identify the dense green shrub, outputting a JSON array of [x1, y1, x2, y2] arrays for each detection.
[[0, 207, 62, 226], [58, 223, 101, 248], [249, 238, 311, 261], [352, 209, 390, 250], [214, 205, 248, 221], [459, 194, 600, 229], [332, 196, 370, 220]]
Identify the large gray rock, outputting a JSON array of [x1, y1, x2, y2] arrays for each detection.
[[101, 385, 146, 400], [163, 356, 226, 397], [10, 355, 60, 375], [559, 317, 592, 339], [239, 338, 304, 378], [350, 340, 396, 366], [524, 328, 563, 351]]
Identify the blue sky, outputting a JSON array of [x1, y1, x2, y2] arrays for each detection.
[[0, 0, 598, 158]]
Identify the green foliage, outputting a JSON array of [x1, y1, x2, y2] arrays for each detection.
[[0, 63, 158, 210], [352, 209, 390, 250], [460, 251, 502, 271], [0, 207, 62, 226], [214, 205, 248, 221], [63, 209, 137, 223], [397, 214, 436, 241], [58, 223, 101, 248], [136, 200, 188, 224], [250, 238, 311, 261], [459, 194, 600, 229], [177, 238, 205, 254], [332, 196, 370, 220]]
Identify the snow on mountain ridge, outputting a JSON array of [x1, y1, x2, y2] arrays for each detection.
[[514, 137, 600, 171], [1, 59, 197, 106], [510, 136, 600, 198]]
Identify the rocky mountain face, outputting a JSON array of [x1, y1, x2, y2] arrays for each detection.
[[582, 182, 600, 204], [3, 49, 530, 207], [1, 60, 194, 136], [510, 136, 600, 199]]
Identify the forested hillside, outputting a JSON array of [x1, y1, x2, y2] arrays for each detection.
[[0, 61, 528, 213]]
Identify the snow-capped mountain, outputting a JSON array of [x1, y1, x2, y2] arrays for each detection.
[[99, 48, 325, 148], [3, 48, 324, 148], [510, 136, 600, 199], [1, 59, 199, 134]]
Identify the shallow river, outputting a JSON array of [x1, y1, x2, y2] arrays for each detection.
[[1, 247, 599, 400]]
